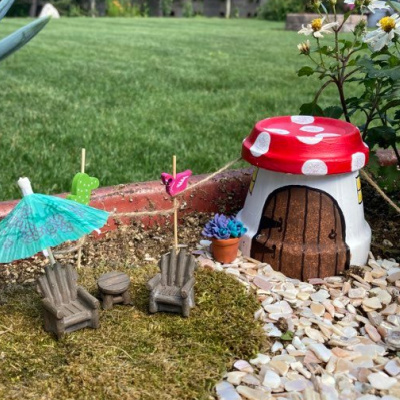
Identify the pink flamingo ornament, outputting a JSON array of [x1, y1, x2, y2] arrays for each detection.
[[161, 170, 192, 197], [161, 156, 192, 251]]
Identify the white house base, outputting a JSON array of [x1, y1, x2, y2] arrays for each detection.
[[237, 169, 371, 279]]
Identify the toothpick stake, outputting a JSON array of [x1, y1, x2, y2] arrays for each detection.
[[173, 156, 178, 251], [161, 157, 192, 252], [66, 148, 100, 268], [67, 148, 99, 206]]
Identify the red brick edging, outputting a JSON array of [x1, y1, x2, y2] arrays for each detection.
[[0, 169, 253, 233]]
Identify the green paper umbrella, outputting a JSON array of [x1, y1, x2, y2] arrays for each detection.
[[0, 177, 109, 264]]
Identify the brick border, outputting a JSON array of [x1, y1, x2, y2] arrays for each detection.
[[0, 169, 253, 233]]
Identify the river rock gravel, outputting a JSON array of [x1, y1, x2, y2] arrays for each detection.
[[194, 241, 400, 400]]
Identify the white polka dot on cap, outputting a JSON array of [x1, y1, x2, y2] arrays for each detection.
[[296, 136, 323, 145], [264, 128, 290, 135], [300, 126, 324, 133], [351, 152, 366, 171], [301, 159, 328, 175], [250, 132, 271, 157], [315, 133, 340, 138], [291, 116, 315, 125]]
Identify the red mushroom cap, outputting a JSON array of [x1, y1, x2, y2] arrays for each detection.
[[242, 116, 369, 175]]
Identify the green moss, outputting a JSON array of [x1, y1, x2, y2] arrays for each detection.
[[0, 265, 267, 399]]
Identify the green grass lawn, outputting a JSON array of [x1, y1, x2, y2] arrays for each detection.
[[0, 18, 341, 201]]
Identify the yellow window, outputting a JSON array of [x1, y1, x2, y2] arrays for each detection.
[[249, 168, 259, 195], [356, 175, 363, 204]]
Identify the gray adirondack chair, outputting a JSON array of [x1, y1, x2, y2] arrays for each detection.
[[37, 263, 100, 339], [147, 248, 196, 317]]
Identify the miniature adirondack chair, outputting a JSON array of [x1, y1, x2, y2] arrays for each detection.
[[147, 248, 196, 317], [37, 263, 100, 339]]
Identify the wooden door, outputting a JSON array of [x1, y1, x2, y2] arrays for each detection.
[[251, 186, 349, 280]]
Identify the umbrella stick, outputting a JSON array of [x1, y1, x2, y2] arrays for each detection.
[[81, 148, 86, 174], [173, 155, 178, 252], [77, 148, 86, 269], [46, 247, 56, 265]]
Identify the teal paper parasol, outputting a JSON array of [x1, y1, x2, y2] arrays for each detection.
[[0, 177, 109, 264]]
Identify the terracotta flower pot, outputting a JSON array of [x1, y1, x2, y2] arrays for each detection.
[[211, 237, 240, 264]]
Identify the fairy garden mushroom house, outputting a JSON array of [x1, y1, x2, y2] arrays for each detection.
[[237, 115, 371, 280]]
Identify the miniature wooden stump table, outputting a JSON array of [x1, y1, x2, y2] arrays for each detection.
[[97, 271, 131, 310]]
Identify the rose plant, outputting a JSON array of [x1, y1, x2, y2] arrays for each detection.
[[296, 0, 400, 189]]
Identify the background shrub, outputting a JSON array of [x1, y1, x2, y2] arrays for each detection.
[[8, 0, 88, 17], [106, 0, 142, 17], [257, 0, 352, 20], [257, 0, 308, 21], [182, 0, 194, 17], [161, 0, 173, 16]]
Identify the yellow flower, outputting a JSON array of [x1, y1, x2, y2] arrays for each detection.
[[380, 16, 396, 33], [298, 17, 339, 38], [364, 13, 400, 51], [311, 18, 323, 32]]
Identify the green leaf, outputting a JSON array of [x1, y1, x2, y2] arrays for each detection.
[[323, 106, 343, 119], [299, 102, 324, 117], [280, 331, 294, 341], [387, 0, 400, 13], [369, 67, 400, 80], [343, 10, 352, 23], [388, 55, 400, 68], [357, 56, 374, 72], [0, 17, 50, 63], [320, 2, 328, 15], [339, 40, 353, 51], [0, 0, 14, 21], [317, 45, 332, 56], [297, 66, 315, 77], [367, 125, 398, 148], [347, 59, 357, 67], [380, 100, 400, 114]]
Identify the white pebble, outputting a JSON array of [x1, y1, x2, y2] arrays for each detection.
[[262, 369, 281, 389], [311, 289, 330, 303], [385, 359, 400, 376], [271, 342, 283, 353], [309, 343, 332, 363], [250, 353, 270, 366], [284, 378, 308, 392], [233, 360, 254, 373], [215, 381, 241, 400], [367, 372, 397, 390]]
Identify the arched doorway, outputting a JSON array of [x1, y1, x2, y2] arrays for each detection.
[[251, 185, 350, 280]]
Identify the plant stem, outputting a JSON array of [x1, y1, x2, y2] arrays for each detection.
[[343, 67, 362, 80], [334, 78, 350, 122], [316, 38, 325, 68], [307, 54, 322, 67], [362, 82, 382, 140], [314, 79, 334, 103], [391, 144, 400, 167]]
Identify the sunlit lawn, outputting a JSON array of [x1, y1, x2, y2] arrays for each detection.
[[0, 17, 343, 200]]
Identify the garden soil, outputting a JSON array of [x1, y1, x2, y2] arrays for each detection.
[[0, 179, 398, 290]]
